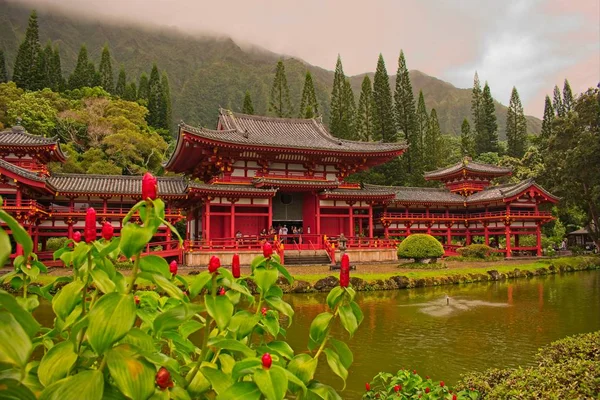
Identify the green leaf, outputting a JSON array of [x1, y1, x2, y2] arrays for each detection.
[[189, 271, 212, 299], [186, 366, 210, 396], [219, 382, 262, 400], [120, 223, 153, 258], [51, 280, 84, 321], [264, 296, 294, 326], [323, 348, 348, 389], [308, 312, 333, 351], [207, 338, 255, 357], [266, 341, 294, 360], [339, 304, 358, 337], [205, 294, 233, 330], [350, 300, 364, 326], [231, 358, 261, 380], [139, 255, 170, 278], [153, 303, 201, 334], [263, 313, 280, 337], [272, 261, 294, 285], [139, 272, 183, 300], [20, 263, 40, 279], [329, 338, 353, 369], [287, 354, 318, 384], [16, 294, 39, 313], [120, 328, 156, 352], [306, 382, 342, 400], [38, 341, 78, 387], [0, 312, 32, 367], [39, 369, 104, 400], [90, 268, 116, 294], [228, 311, 260, 339], [179, 319, 203, 339], [0, 228, 10, 267], [0, 290, 40, 337], [106, 346, 155, 400], [169, 386, 192, 400], [254, 268, 278, 294], [250, 255, 267, 271], [254, 365, 288, 400], [200, 365, 233, 395], [283, 368, 308, 395], [326, 287, 344, 309], [0, 378, 37, 400], [0, 209, 33, 256], [87, 293, 136, 355]]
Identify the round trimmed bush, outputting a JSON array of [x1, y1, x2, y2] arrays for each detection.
[[397, 234, 444, 263], [457, 244, 494, 259], [46, 237, 68, 251]]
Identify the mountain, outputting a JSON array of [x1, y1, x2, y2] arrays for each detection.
[[0, 1, 541, 138]]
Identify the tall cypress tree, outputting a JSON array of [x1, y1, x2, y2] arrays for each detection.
[[562, 79, 574, 114], [138, 73, 149, 100], [475, 82, 498, 154], [0, 50, 7, 83], [329, 56, 347, 136], [342, 78, 357, 140], [268, 60, 292, 118], [553, 85, 563, 117], [115, 67, 126, 97], [98, 45, 114, 93], [373, 54, 395, 142], [242, 90, 254, 114], [471, 72, 485, 150], [87, 61, 99, 87], [540, 95, 554, 143], [356, 75, 374, 141], [13, 11, 42, 90], [161, 72, 172, 130], [424, 108, 443, 171], [34, 42, 52, 90], [393, 50, 417, 146], [69, 45, 91, 89], [49, 45, 64, 91], [147, 64, 163, 128], [124, 82, 137, 101], [298, 71, 318, 118], [505, 86, 527, 158], [413, 90, 428, 173], [460, 118, 475, 157]]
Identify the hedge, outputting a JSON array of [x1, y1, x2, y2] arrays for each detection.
[[456, 244, 494, 259], [397, 234, 444, 262], [46, 237, 68, 251]]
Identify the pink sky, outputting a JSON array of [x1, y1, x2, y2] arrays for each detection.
[[15, 0, 600, 117]]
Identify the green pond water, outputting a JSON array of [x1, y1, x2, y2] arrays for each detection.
[[32, 271, 600, 399]]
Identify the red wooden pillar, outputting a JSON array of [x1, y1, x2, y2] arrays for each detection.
[[446, 225, 452, 244], [185, 212, 192, 241], [348, 203, 353, 236], [536, 222, 542, 256], [268, 197, 273, 229], [33, 223, 39, 252], [205, 201, 211, 241], [16, 186, 22, 207], [67, 219, 73, 239], [230, 201, 236, 239], [316, 195, 321, 236], [368, 204, 373, 239], [103, 198, 108, 213], [484, 223, 489, 245], [466, 230, 471, 245], [166, 227, 172, 250], [505, 224, 512, 258]]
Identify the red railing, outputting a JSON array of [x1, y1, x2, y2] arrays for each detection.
[[1, 199, 47, 211], [380, 211, 553, 221], [254, 170, 327, 180]]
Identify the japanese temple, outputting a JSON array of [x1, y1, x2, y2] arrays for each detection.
[[0, 109, 558, 266]]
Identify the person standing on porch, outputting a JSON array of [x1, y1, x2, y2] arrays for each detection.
[[282, 225, 288, 243]]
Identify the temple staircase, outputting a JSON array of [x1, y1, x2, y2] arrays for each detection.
[[284, 250, 331, 265]]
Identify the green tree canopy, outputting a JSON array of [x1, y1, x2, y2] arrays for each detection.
[[562, 79, 574, 114], [69, 45, 92, 90], [147, 64, 164, 128], [475, 82, 499, 154], [0, 50, 7, 83], [505, 86, 527, 158], [13, 11, 42, 91], [460, 118, 474, 157], [124, 82, 137, 102], [115, 67, 126, 97], [471, 72, 484, 151], [268, 59, 292, 118], [540, 95, 554, 145], [161, 72, 172, 132], [373, 53, 395, 142], [424, 108, 443, 172], [98, 45, 114, 93], [553, 85, 563, 117], [138, 72, 149, 101], [242, 90, 254, 115], [329, 56, 347, 137], [298, 71, 318, 118], [356, 75, 374, 142]]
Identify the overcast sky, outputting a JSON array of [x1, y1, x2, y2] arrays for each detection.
[[16, 0, 600, 117]]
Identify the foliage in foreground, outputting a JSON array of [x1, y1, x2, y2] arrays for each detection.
[[0, 180, 363, 399], [397, 234, 444, 263], [456, 331, 600, 399]]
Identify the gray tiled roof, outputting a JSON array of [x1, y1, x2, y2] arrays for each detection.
[[466, 179, 558, 203], [0, 126, 60, 146], [253, 177, 339, 188], [320, 186, 397, 198], [0, 159, 46, 183], [364, 184, 465, 204], [178, 109, 407, 154], [424, 158, 512, 179], [47, 174, 188, 196], [189, 182, 277, 195]]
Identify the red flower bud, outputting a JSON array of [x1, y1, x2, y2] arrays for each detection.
[[142, 172, 158, 200], [218, 287, 226, 296], [73, 231, 81, 243], [263, 242, 273, 258], [169, 260, 178, 275], [134, 295, 140, 305], [425, 387, 430, 394], [155, 367, 173, 390], [232, 254, 240, 278], [341, 253, 350, 270], [340, 253, 350, 287], [440, 381, 445, 387], [365, 382, 371, 391], [452, 395, 457, 400], [426, 376, 430, 380], [208, 255, 220, 273], [394, 384, 401, 392], [101, 222, 114, 241], [261, 307, 268, 316], [413, 370, 417, 375], [84, 208, 97, 243], [261, 353, 272, 369]]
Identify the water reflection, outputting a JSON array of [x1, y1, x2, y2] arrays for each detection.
[[400, 296, 509, 317]]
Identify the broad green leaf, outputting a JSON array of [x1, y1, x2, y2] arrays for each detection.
[[254, 365, 288, 400], [283, 368, 308, 395], [231, 358, 261, 380], [344, 286, 356, 301], [90, 268, 116, 294], [219, 382, 262, 400], [254, 268, 278, 294], [228, 311, 260, 340], [287, 354, 318, 384], [339, 304, 358, 337], [38, 341, 78, 387], [16, 295, 39, 313], [51, 280, 84, 321], [306, 382, 343, 400], [20, 263, 40, 279], [272, 261, 294, 285], [0, 290, 40, 337], [0, 228, 10, 267], [0, 209, 32, 256], [139, 255, 170, 278], [219, 353, 236, 375], [263, 313, 280, 337], [250, 256, 267, 271], [169, 387, 192, 400], [205, 294, 233, 330], [186, 366, 210, 396], [326, 287, 344, 309], [329, 338, 353, 369], [179, 319, 204, 339], [120, 328, 155, 353], [323, 348, 348, 389], [87, 293, 136, 355], [189, 271, 212, 299], [200, 365, 233, 395], [106, 346, 155, 400], [308, 312, 333, 351], [350, 301, 364, 326], [207, 338, 255, 357], [153, 303, 201, 334], [120, 223, 153, 258], [264, 296, 294, 325], [266, 341, 294, 360], [98, 237, 121, 259], [139, 272, 183, 300], [0, 378, 37, 400], [39, 369, 104, 400], [0, 312, 32, 367]]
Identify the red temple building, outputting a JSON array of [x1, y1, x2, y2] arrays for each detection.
[[0, 110, 558, 266]]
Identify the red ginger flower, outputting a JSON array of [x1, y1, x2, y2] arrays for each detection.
[[365, 382, 371, 391], [263, 242, 273, 258], [218, 287, 226, 296], [261, 307, 268, 316], [142, 172, 158, 200], [261, 353, 272, 369], [134, 295, 140, 305], [208, 256, 220, 273], [84, 208, 97, 243], [232, 253, 240, 278], [169, 260, 178, 275], [339, 253, 350, 287], [155, 367, 173, 389], [394, 384, 401, 392], [452, 395, 457, 400], [101, 222, 114, 240], [440, 381, 445, 387], [73, 231, 81, 243], [425, 387, 430, 394]]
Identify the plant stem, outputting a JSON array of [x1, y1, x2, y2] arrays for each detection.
[[126, 253, 141, 294], [313, 305, 341, 360]]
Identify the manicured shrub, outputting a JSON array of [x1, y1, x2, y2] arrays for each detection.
[[46, 236, 68, 251], [397, 234, 444, 263], [457, 244, 494, 259]]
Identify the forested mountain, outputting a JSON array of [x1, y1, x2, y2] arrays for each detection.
[[0, 1, 541, 137]]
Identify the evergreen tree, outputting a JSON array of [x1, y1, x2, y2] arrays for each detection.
[[475, 82, 499, 154], [460, 118, 475, 157], [115, 67, 127, 97], [161, 72, 172, 130], [329, 56, 347, 137], [98, 45, 114, 93], [298, 71, 318, 118], [13, 11, 42, 90], [413, 90, 428, 173], [138, 73, 149, 100], [562, 79, 574, 113], [553, 85, 563, 117], [34, 42, 52, 90], [373, 54, 396, 142], [87, 61, 99, 87], [0, 50, 7, 83], [505, 86, 527, 158], [540, 95, 554, 142], [242, 90, 254, 114], [49, 45, 64, 91], [147, 64, 164, 128], [268, 60, 292, 118], [471, 72, 485, 150], [124, 82, 137, 101], [356, 75, 374, 141], [343, 78, 357, 140], [424, 108, 443, 171], [394, 50, 419, 180], [69, 45, 91, 89]]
